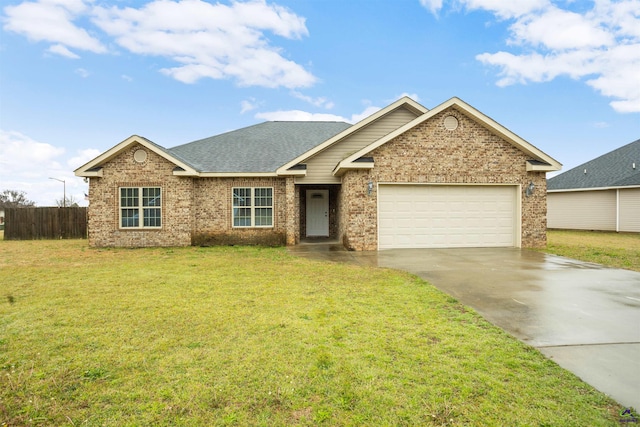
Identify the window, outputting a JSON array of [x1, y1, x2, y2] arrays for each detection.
[[233, 187, 273, 227], [120, 187, 161, 228]]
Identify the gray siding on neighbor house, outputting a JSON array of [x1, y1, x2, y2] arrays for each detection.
[[619, 188, 640, 232], [547, 190, 617, 231], [295, 107, 420, 184]]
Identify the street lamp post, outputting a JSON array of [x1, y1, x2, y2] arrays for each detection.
[[49, 177, 66, 207]]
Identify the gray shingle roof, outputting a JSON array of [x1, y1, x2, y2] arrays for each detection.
[[547, 139, 640, 190], [168, 121, 351, 173]]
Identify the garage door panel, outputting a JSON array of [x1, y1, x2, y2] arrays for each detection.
[[378, 185, 517, 249]]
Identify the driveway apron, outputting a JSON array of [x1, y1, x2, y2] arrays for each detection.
[[288, 245, 640, 410]]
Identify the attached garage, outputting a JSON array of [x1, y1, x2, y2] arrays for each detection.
[[378, 184, 519, 249]]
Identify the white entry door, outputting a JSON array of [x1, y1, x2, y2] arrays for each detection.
[[306, 190, 329, 237]]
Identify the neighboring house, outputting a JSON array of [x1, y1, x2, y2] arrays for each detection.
[[547, 139, 640, 232], [74, 96, 561, 250]]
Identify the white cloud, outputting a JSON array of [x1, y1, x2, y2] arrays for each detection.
[[3, 0, 106, 55], [75, 67, 89, 78], [3, 0, 315, 89], [0, 130, 65, 178], [291, 91, 334, 109], [508, 7, 614, 50], [419, 0, 443, 15], [91, 0, 316, 88], [461, 0, 640, 113], [68, 148, 100, 169], [47, 43, 79, 58], [255, 110, 347, 122], [121, 74, 133, 82], [0, 130, 90, 206], [460, 0, 549, 19], [255, 104, 382, 124], [240, 98, 259, 114]]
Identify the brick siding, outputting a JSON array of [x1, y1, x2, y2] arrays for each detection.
[[87, 145, 193, 247], [339, 107, 548, 250], [89, 106, 549, 250], [87, 145, 291, 247]]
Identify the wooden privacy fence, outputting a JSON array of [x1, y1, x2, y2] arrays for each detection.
[[4, 207, 87, 240]]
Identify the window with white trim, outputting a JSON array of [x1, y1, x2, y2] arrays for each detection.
[[233, 187, 273, 227], [120, 187, 162, 228]]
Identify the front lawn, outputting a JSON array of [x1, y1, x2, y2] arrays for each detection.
[[544, 230, 640, 272], [1, 239, 623, 425]]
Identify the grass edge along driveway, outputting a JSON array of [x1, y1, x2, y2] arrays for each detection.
[[1, 239, 627, 426]]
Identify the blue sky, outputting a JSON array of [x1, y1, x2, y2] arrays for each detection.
[[1, 0, 638, 206]]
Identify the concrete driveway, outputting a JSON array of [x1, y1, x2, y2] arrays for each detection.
[[289, 244, 640, 410]]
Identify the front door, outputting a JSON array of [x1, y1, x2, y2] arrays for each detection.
[[306, 190, 329, 237]]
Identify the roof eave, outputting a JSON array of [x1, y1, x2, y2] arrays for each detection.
[[527, 162, 561, 172], [197, 172, 279, 178], [548, 185, 640, 193], [74, 135, 199, 177], [333, 162, 374, 176], [76, 168, 104, 178]]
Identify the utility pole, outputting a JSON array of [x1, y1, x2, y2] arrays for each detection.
[[49, 177, 66, 207]]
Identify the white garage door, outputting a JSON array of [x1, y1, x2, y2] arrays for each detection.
[[378, 185, 518, 249]]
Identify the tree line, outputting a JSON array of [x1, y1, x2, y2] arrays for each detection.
[[0, 189, 80, 208]]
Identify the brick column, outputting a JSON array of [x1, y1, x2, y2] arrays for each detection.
[[285, 177, 297, 245]]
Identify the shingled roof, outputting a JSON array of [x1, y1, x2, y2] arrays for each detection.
[[169, 121, 351, 173], [547, 139, 640, 190]]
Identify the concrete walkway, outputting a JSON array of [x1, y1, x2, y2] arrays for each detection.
[[289, 244, 640, 410]]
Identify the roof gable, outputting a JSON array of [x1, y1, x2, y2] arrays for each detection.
[[548, 139, 640, 190], [334, 97, 562, 175], [276, 96, 428, 175], [74, 135, 198, 177]]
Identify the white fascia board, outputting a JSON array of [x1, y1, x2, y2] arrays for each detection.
[[276, 169, 307, 177], [82, 169, 104, 178], [526, 162, 560, 172], [74, 135, 199, 177], [548, 185, 640, 193], [332, 162, 374, 176], [335, 97, 562, 173], [275, 96, 428, 175]]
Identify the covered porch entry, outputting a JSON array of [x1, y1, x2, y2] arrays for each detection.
[[298, 184, 341, 242]]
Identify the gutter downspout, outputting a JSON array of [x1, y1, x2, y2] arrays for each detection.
[[616, 189, 620, 232]]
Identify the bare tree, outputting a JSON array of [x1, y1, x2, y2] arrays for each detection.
[[55, 195, 79, 208], [0, 190, 36, 208]]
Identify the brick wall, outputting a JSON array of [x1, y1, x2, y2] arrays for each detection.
[[191, 177, 289, 246], [340, 107, 548, 250], [88, 144, 193, 247], [87, 145, 293, 248]]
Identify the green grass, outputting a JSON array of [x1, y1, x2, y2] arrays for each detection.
[[543, 230, 640, 272], [1, 240, 624, 426]]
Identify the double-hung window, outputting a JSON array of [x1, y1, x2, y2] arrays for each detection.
[[232, 187, 273, 227], [120, 187, 162, 228]]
